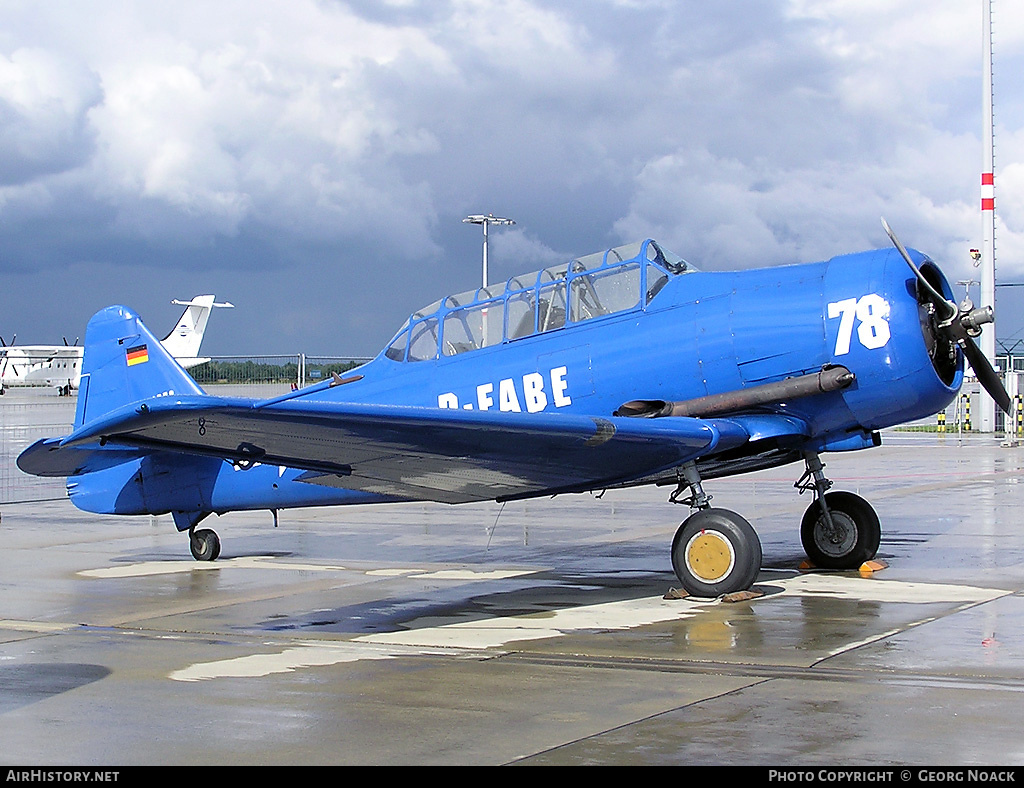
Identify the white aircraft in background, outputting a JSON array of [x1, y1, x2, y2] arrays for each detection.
[[0, 295, 232, 395]]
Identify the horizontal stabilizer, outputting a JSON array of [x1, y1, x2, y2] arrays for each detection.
[[17, 438, 144, 478]]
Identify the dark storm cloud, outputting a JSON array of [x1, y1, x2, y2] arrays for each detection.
[[0, 1, 1021, 354], [0, 48, 102, 186]]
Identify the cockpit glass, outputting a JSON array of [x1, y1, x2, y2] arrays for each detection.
[[382, 239, 693, 361]]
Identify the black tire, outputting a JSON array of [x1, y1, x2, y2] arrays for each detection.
[[671, 508, 762, 597], [190, 528, 221, 561], [800, 491, 880, 570]]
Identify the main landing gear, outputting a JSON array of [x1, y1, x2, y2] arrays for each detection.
[[668, 453, 881, 597], [669, 462, 761, 598]]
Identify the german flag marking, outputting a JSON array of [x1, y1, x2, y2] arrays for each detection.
[[126, 344, 149, 366]]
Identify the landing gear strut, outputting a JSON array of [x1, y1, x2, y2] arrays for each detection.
[[796, 452, 880, 569], [665, 453, 884, 595], [669, 462, 762, 597]]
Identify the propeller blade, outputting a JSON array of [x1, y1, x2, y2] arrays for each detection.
[[958, 332, 1012, 415], [883, 218, 1011, 415], [881, 218, 957, 320]]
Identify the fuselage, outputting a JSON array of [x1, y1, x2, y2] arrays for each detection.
[[306, 243, 959, 433], [62, 239, 963, 522]]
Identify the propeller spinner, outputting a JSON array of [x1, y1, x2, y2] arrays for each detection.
[[882, 218, 1011, 414]]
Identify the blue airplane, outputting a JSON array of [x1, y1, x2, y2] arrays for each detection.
[[17, 220, 1010, 597]]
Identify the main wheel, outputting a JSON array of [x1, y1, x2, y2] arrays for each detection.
[[671, 508, 762, 597], [800, 491, 880, 570], [190, 528, 221, 561]]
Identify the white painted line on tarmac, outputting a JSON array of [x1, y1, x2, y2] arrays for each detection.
[[366, 568, 535, 581], [770, 573, 1009, 604], [169, 594, 716, 681], [79, 557, 534, 581], [168, 573, 1010, 681], [357, 594, 718, 651], [78, 556, 355, 578], [169, 641, 455, 682], [0, 619, 79, 633]]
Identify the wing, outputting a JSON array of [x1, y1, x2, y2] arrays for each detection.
[[20, 395, 756, 503]]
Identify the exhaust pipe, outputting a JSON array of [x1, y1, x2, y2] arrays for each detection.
[[614, 365, 855, 419]]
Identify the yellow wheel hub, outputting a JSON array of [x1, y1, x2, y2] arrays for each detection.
[[685, 530, 736, 583]]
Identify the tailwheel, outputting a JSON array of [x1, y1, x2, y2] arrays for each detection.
[[800, 490, 880, 570], [189, 527, 221, 561], [671, 508, 762, 597]]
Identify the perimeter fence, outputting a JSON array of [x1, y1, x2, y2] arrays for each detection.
[[0, 354, 368, 506], [896, 364, 1024, 436], [187, 354, 369, 396]]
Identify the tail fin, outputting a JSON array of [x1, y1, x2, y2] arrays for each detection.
[[75, 305, 205, 428], [160, 295, 233, 363]]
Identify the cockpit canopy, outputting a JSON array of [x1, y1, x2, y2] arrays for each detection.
[[384, 239, 692, 362]]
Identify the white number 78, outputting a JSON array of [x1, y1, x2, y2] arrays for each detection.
[[828, 294, 891, 356]]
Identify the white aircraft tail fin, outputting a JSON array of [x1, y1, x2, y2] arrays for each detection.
[[160, 296, 233, 361]]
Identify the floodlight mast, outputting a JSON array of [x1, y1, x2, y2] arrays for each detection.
[[980, 0, 997, 434], [463, 214, 515, 289]]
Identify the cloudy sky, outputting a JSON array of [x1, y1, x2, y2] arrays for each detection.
[[2, 0, 1024, 357]]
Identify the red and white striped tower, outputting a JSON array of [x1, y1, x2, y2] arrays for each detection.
[[980, 0, 997, 433]]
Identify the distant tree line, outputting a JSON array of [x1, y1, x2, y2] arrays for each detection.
[[187, 358, 363, 386]]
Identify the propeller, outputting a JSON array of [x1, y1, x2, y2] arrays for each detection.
[[882, 218, 1011, 414]]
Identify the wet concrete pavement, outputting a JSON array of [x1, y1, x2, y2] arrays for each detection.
[[1, 431, 1023, 765]]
